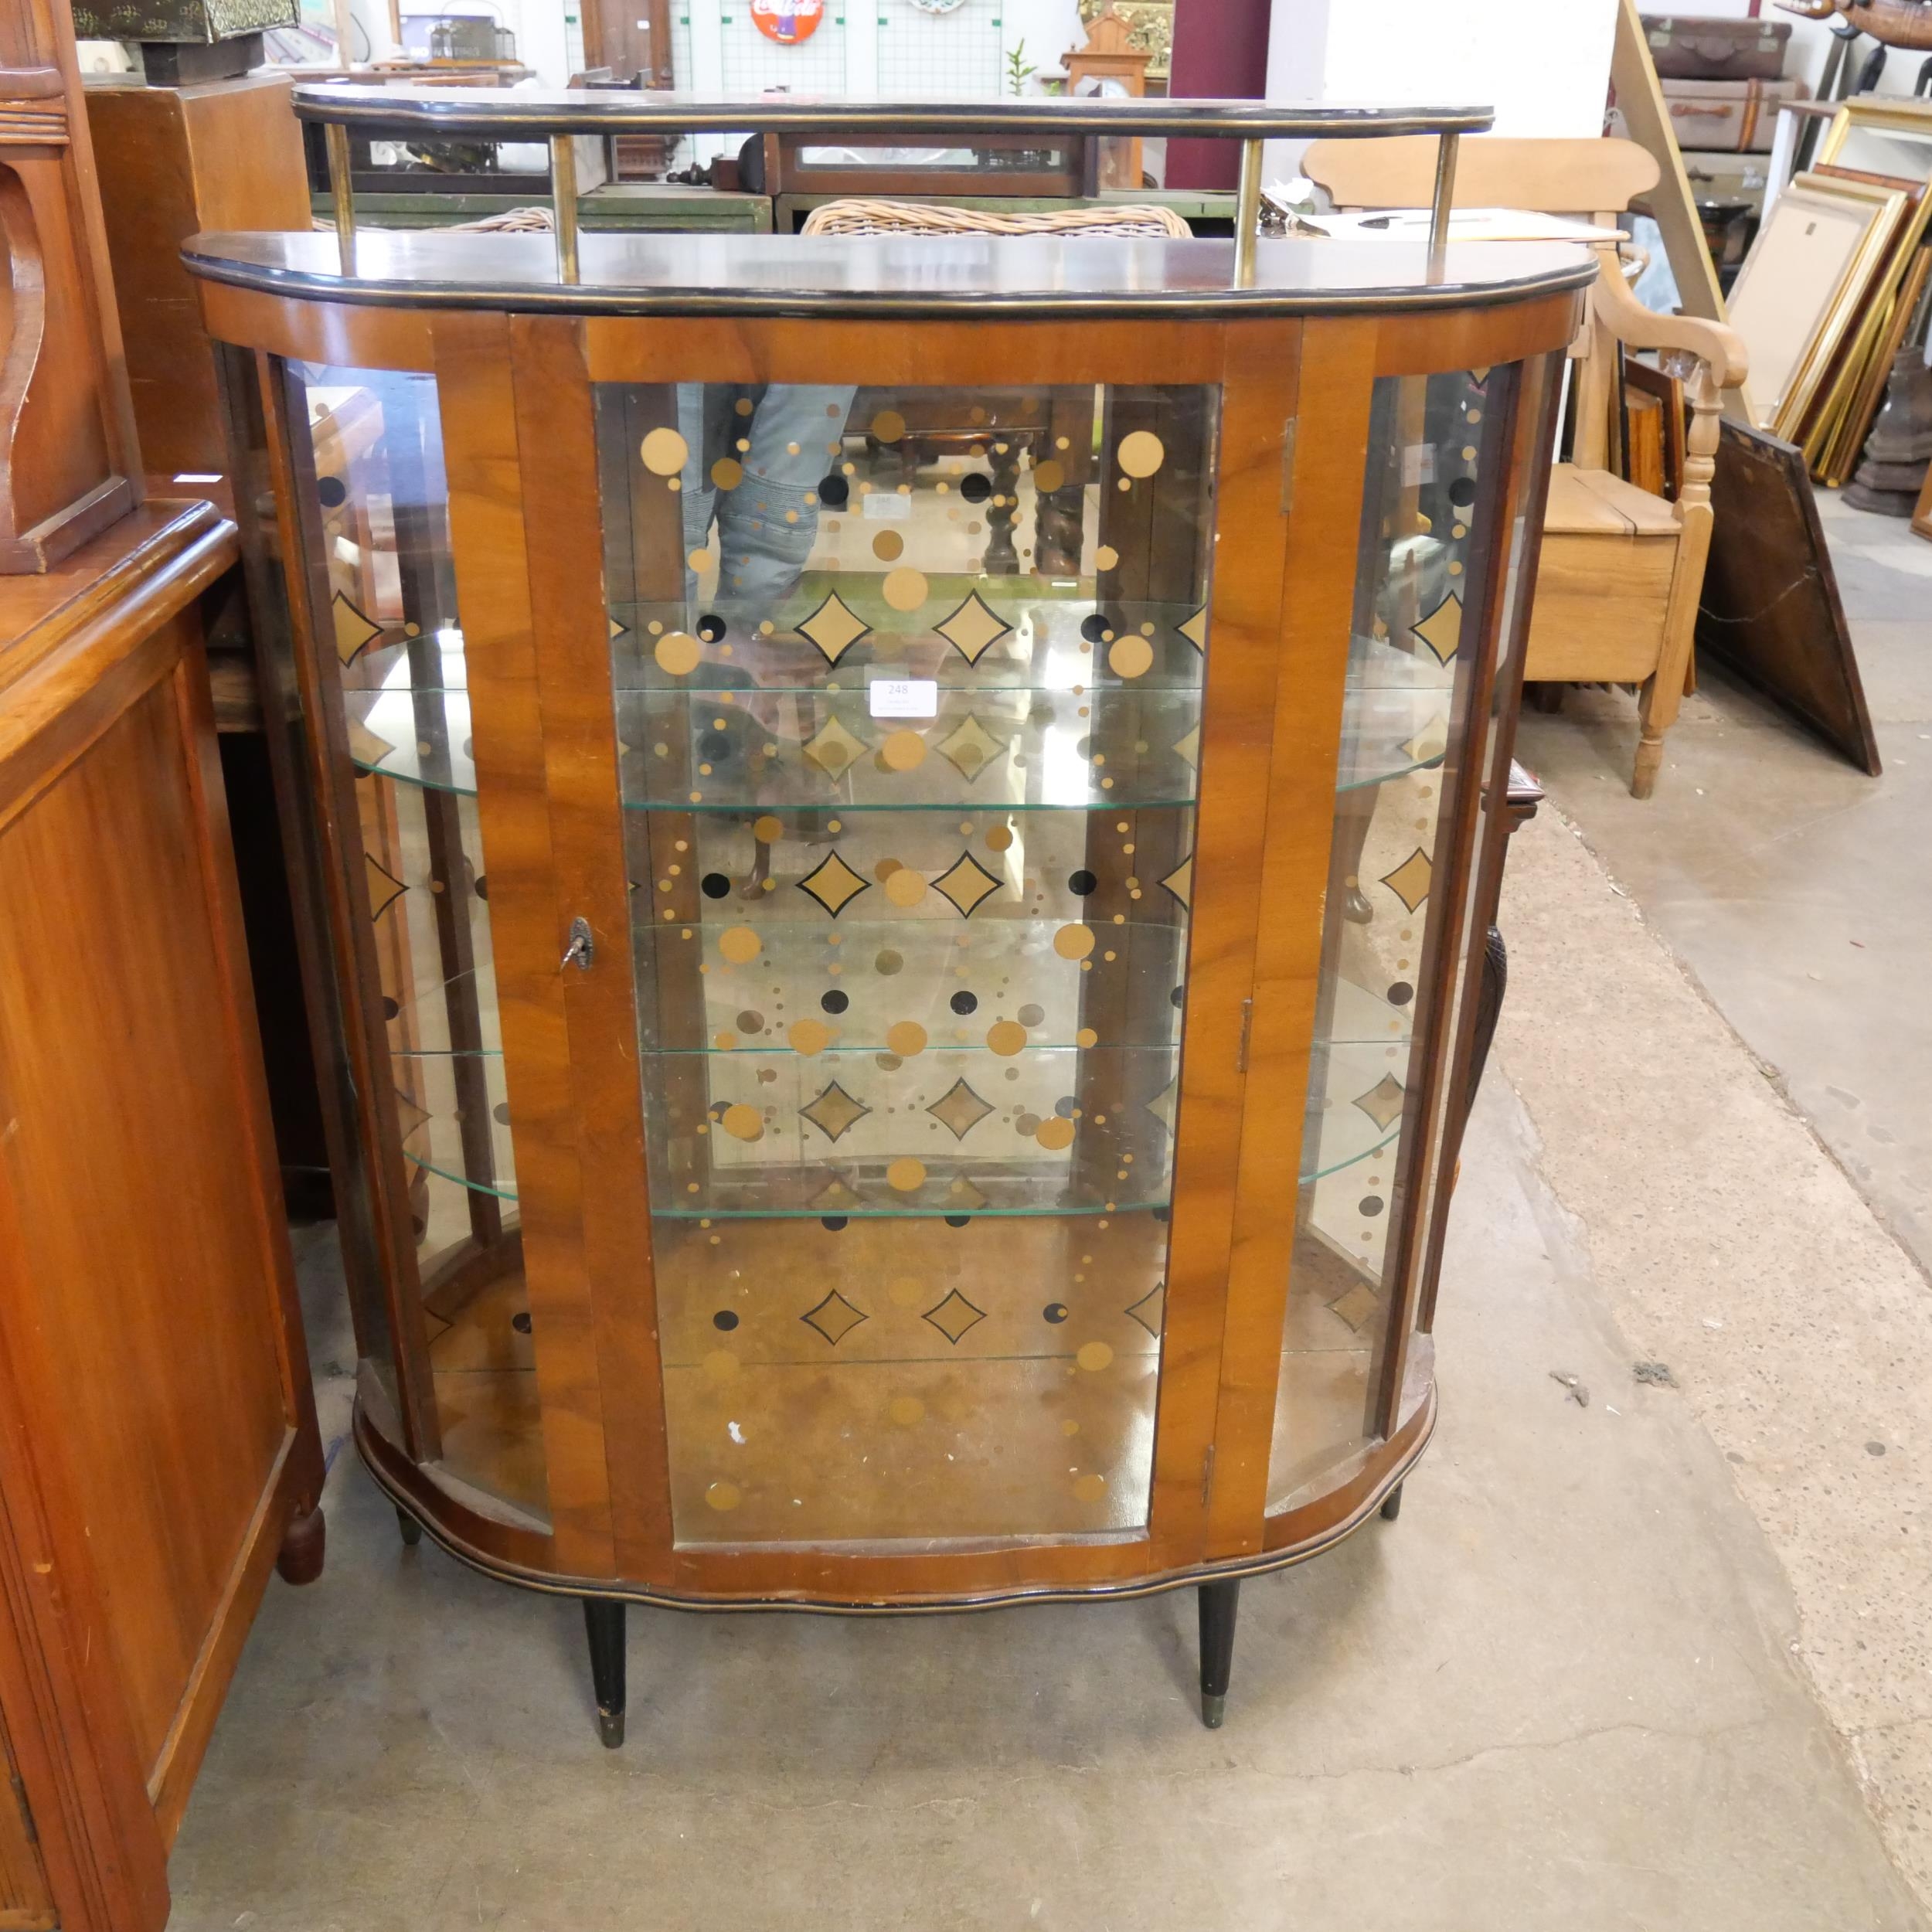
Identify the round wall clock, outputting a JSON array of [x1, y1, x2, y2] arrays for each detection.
[[907, 0, 969, 15], [752, 0, 824, 42]]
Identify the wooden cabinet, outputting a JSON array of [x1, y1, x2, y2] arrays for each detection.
[[0, 502, 325, 1930], [189, 117, 1586, 1745]]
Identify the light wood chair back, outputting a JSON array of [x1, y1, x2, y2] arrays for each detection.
[[1303, 134, 1746, 798], [1302, 134, 1660, 223]]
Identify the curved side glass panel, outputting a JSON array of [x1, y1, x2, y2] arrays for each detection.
[[287, 362, 546, 1522], [1267, 366, 1514, 1514]]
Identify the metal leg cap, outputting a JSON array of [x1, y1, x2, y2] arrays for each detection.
[[597, 1709, 626, 1750], [1380, 1484, 1403, 1523], [396, 1507, 423, 1548], [1200, 1692, 1226, 1730]]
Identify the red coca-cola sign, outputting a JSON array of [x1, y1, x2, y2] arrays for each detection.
[[752, 0, 824, 43]]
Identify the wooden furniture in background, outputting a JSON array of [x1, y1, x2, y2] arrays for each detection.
[[0, 502, 325, 1930], [578, 0, 671, 85], [85, 72, 312, 478], [187, 88, 1586, 1744], [0, 0, 142, 571], [1913, 451, 1932, 540], [1064, 8, 1153, 191], [1308, 134, 1748, 795]]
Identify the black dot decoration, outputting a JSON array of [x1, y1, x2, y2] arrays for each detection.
[[713, 1310, 740, 1331], [699, 729, 733, 761], [493, 1101, 512, 1126], [1151, 1206, 1170, 1223], [821, 1216, 848, 1231], [820, 988, 849, 1015], [1387, 981, 1413, 1007], [381, 995, 400, 1021], [696, 614, 726, 642], [944, 1213, 971, 1227], [1043, 1302, 1068, 1324], [951, 991, 978, 1015], [1359, 1196, 1385, 1218], [1068, 869, 1097, 896], [1170, 985, 1185, 1009], [511, 1311, 532, 1335], [960, 473, 993, 504], [1448, 477, 1478, 509], [316, 474, 347, 509], [474, 875, 489, 901], [818, 474, 849, 508], [1080, 614, 1109, 644], [701, 873, 732, 899]]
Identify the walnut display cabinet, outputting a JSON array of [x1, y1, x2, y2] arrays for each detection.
[[187, 89, 1589, 1746]]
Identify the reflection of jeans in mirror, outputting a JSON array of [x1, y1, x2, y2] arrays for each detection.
[[678, 383, 858, 607]]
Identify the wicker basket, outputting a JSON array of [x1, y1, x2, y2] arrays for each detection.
[[798, 198, 1191, 240]]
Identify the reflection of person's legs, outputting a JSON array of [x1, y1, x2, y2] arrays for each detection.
[[710, 385, 856, 607]]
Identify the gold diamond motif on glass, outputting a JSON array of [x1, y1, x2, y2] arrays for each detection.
[[1177, 605, 1208, 652], [923, 1288, 988, 1345], [797, 849, 872, 917], [802, 715, 870, 781], [349, 717, 395, 770], [392, 1087, 431, 1143], [935, 713, 1009, 781], [812, 1177, 861, 1211], [1379, 846, 1433, 913], [1145, 1077, 1179, 1134], [365, 853, 406, 923], [798, 591, 871, 665], [801, 1080, 870, 1144], [935, 591, 1013, 665], [332, 593, 388, 668], [797, 850, 872, 918], [933, 852, 1002, 917], [948, 1177, 988, 1209], [1171, 724, 1200, 771], [927, 1078, 995, 1141], [1352, 1073, 1406, 1131], [801, 1289, 869, 1346], [1413, 592, 1463, 666], [1159, 856, 1192, 910], [1329, 1282, 1382, 1332], [1401, 713, 1450, 767], [1125, 1283, 1165, 1338]]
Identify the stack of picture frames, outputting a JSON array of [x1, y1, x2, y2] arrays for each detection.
[[1728, 97, 1932, 486]]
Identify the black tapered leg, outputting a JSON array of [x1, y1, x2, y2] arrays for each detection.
[[396, 1505, 423, 1547], [1196, 1579, 1240, 1730], [1380, 1481, 1405, 1522], [583, 1598, 627, 1748]]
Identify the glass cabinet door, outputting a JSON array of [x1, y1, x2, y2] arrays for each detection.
[[1269, 364, 1515, 1513], [594, 380, 1219, 1547]]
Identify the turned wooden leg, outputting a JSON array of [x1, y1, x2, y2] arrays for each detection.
[[1380, 1481, 1405, 1522], [583, 1598, 627, 1748], [274, 1504, 326, 1586], [983, 443, 1022, 575], [396, 1505, 423, 1548], [1196, 1578, 1240, 1730]]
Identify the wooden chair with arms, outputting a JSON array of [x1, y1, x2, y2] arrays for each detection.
[[1304, 135, 1750, 797]]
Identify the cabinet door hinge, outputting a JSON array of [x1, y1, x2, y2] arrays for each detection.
[[1200, 1443, 1217, 1508], [1280, 416, 1299, 517], [1236, 997, 1254, 1074]]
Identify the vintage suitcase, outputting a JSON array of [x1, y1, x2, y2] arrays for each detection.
[[1662, 77, 1807, 154], [1642, 14, 1792, 80]]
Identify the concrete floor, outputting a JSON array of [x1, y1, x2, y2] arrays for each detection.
[[165, 499, 1932, 1929]]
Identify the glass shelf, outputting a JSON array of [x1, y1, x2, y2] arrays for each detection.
[[608, 584, 1209, 696]]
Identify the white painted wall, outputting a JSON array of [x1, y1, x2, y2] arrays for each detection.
[[1263, 0, 1620, 180]]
